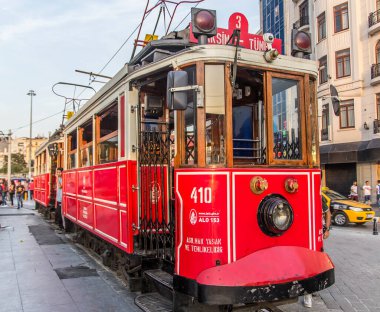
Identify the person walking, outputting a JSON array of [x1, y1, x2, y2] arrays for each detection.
[[363, 181, 372, 205], [55, 168, 65, 230], [16, 181, 25, 209], [23, 181, 29, 201], [376, 180, 380, 207], [303, 195, 331, 308], [2, 180, 8, 206], [350, 181, 358, 201], [9, 180, 15, 207]]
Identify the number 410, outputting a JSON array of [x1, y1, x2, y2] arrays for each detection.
[[190, 187, 212, 204]]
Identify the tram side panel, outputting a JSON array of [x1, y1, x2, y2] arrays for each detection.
[[34, 173, 50, 207], [62, 160, 138, 253]]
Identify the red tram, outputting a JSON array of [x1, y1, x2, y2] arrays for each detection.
[[34, 129, 64, 216], [54, 9, 333, 311]]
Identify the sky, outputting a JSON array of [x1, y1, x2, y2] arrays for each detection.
[[0, 0, 260, 139]]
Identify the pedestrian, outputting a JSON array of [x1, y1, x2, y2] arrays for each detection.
[[2, 180, 8, 206], [376, 180, 380, 207], [0, 181, 3, 206], [16, 181, 25, 209], [9, 180, 15, 207], [362, 181, 372, 205], [350, 181, 358, 201], [23, 181, 29, 201], [29, 179, 34, 200], [303, 195, 332, 308], [55, 168, 65, 230]]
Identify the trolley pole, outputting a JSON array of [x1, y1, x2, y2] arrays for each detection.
[[7, 130, 12, 184], [27, 90, 36, 179]]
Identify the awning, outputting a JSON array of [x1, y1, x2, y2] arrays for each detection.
[[320, 139, 380, 164]]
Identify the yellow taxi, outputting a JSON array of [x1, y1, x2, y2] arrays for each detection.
[[322, 187, 375, 226]]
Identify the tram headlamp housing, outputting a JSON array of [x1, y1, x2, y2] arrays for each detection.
[[191, 8, 217, 44], [258, 196, 294, 236]]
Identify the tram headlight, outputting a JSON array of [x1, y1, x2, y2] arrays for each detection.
[[258, 196, 294, 236]]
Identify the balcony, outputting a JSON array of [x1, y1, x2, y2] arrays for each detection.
[[293, 15, 309, 30], [368, 9, 380, 35], [321, 128, 329, 141], [371, 63, 380, 85]]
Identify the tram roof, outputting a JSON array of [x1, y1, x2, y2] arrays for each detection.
[[64, 42, 318, 131]]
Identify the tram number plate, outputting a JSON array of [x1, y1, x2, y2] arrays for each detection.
[[366, 213, 373, 218]]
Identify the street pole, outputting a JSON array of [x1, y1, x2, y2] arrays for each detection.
[[7, 130, 11, 184], [27, 90, 36, 180]]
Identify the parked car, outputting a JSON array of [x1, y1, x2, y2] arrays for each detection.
[[322, 187, 375, 226]]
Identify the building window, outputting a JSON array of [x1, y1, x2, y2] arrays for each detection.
[[334, 2, 349, 33], [377, 94, 380, 120], [96, 101, 118, 164], [376, 41, 380, 64], [319, 56, 328, 84], [339, 100, 355, 129], [321, 104, 329, 141], [317, 12, 326, 42], [336, 49, 351, 78]]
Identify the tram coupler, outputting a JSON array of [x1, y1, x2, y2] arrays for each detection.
[[373, 217, 378, 235]]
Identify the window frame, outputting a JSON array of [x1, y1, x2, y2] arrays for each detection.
[[335, 49, 351, 79], [377, 93, 380, 120], [266, 72, 307, 166], [334, 2, 349, 33], [67, 130, 77, 169], [317, 12, 326, 42], [78, 119, 93, 168], [376, 41, 380, 64], [339, 99, 355, 129], [95, 101, 119, 165], [319, 56, 328, 84]]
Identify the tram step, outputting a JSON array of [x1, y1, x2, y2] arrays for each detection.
[[143, 269, 173, 301], [135, 292, 172, 312]]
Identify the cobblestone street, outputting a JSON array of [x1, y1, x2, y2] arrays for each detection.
[[1, 202, 380, 312]]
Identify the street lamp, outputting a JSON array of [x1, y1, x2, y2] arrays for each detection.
[[27, 90, 36, 179]]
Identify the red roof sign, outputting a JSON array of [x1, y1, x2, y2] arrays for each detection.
[[190, 12, 282, 54]]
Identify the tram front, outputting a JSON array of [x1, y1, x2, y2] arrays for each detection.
[[167, 49, 334, 308]]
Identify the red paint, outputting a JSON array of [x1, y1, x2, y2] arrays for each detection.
[[175, 168, 326, 284], [34, 173, 50, 207], [120, 94, 126, 158], [62, 161, 136, 253], [189, 12, 282, 54], [196, 246, 333, 286]]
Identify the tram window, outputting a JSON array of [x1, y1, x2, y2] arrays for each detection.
[[271, 78, 301, 160], [79, 120, 93, 167], [97, 102, 118, 164], [67, 130, 77, 169], [184, 66, 197, 165], [232, 68, 266, 165], [205, 64, 226, 165]]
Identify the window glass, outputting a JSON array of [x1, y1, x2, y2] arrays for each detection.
[[334, 3, 349, 33], [183, 66, 197, 165], [67, 129, 77, 169], [376, 41, 380, 64], [377, 94, 380, 119], [232, 68, 265, 165], [339, 100, 355, 129], [272, 78, 301, 160], [336, 49, 351, 78], [318, 12, 326, 41], [319, 56, 328, 84], [205, 64, 225, 165], [79, 120, 93, 167], [97, 102, 118, 164]]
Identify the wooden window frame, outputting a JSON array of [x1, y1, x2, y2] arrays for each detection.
[[377, 93, 380, 120], [317, 12, 326, 42], [339, 99, 355, 129], [334, 2, 349, 33], [67, 132, 77, 169], [319, 56, 328, 84], [78, 120, 93, 168], [95, 102, 118, 165], [335, 49, 351, 78], [266, 72, 307, 166]]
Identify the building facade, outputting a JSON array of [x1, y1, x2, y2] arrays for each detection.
[[262, 0, 380, 200]]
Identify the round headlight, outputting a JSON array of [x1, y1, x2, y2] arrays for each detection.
[[258, 196, 294, 236]]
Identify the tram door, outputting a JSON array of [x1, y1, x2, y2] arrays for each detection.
[[137, 89, 175, 261]]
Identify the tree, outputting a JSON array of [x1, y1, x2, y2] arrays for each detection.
[[0, 153, 28, 174]]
